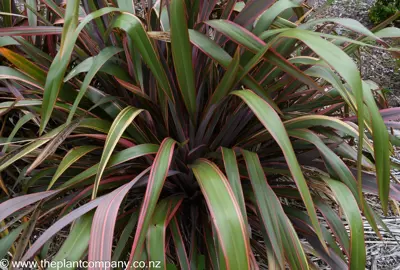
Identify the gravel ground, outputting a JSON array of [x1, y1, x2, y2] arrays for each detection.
[[308, 0, 400, 106]]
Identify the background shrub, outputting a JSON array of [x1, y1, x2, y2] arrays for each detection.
[[369, 0, 400, 25]]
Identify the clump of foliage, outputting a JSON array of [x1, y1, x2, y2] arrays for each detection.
[[369, 0, 399, 25], [0, 0, 399, 269]]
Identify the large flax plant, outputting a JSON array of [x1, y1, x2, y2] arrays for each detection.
[[0, 0, 399, 269]]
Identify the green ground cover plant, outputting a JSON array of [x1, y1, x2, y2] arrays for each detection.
[[369, 0, 399, 25]]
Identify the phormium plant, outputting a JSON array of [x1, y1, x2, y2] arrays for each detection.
[[0, 0, 399, 269]]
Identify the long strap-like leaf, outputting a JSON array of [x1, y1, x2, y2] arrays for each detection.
[[191, 159, 250, 270], [60, 144, 158, 189], [324, 177, 366, 269], [112, 13, 174, 103], [89, 168, 151, 266], [233, 89, 327, 251], [92, 106, 143, 199], [48, 145, 99, 190], [147, 196, 183, 269], [170, 0, 197, 121], [242, 150, 308, 269], [40, 7, 121, 133], [21, 199, 101, 261], [127, 138, 176, 267], [0, 190, 58, 223]]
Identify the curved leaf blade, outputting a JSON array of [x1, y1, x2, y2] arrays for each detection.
[[21, 199, 100, 261], [324, 178, 366, 269], [60, 144, 158, 189], [92, 106, 143, 199], [112, 13, 174, 103], [170, 217, 190, 270], [127, 138, 176, 266], [40, 0, 80, 133], [0, 190, 58, 223], [89, 168, 151, 266], [362, 81, 390, 213], [48, 145, 99, 190], [191, 159, 250, 270], [242, 150, 308, 269], [170, 0, 196, 120], [232, 89, 327, 251], [147, 197, 183, 269], [40, 6, 122, 133], [49, 212, 94, 270], [66, 47, 123, 123], [221, 148, 248, 230]]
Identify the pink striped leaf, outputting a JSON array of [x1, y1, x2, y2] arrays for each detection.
[[127, 138, 176, 267]]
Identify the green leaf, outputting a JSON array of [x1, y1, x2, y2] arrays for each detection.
[[221, 148, 248, 232], [48, 212, 94, 270], [324, 178, 366, 270], [92, 106, 143, 198], [253, 0, 302, 35], [374, 27, 400, 38], [0, 47, 46, 84], [0, 223, 27, 259], [209, 50, 241, 105], [40, 0, 80, 134], [0, 36, 19, 47], [48, 146, 99, 190], [362, 81, 390, 213], [26, 0, 38, 42], [60, 144, 158, 189], [300, 18, 379, 40], [128, 138, 176, 264], [0, 66, 42, 89], [232, 89, 327, 251], [170, 217, 190, 270], [203, 223, 219, 270], [40, 6, 121, 133], [66, 47, 123, 123], [192, 159, 250, 270], [117, 0, 135, 14], [112, 13, 174, 103], [275, 28, 366, 200], [170, 0, 197, 121], [78, 118, 112, 134], [2, 0, 12, 27], [63, 57, 94, 82], [147, 197, 183, 269], [242, 150, 284, 267], [3, 112, 35, 153], [0, 125, 65, 173], [284, 115, 373, 151], [242, 150, 308, 269]]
